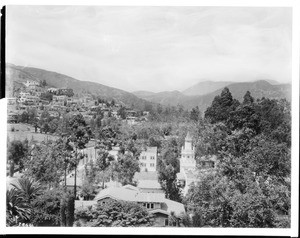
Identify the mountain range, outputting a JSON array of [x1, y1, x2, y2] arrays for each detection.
[[6, 64, 156, 111], [132, 80, 291, 111], [6, 63, 291, 112]]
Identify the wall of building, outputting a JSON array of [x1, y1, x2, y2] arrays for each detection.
[[139, 148, 157, 172]]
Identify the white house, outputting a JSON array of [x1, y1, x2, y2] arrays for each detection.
[[139, 147, 157, 172], [23, 80, 39, 87]]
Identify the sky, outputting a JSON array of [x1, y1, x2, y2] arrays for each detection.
[[6, 6, 292, 92]]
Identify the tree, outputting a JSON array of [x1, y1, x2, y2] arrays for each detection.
[[40, 79, 47, 87], [11, 177, 43, 205], [7, 140, 28, 177], [190, 106, 201, 122], [75, 198, 154, 227], [30, 188, 63, 226], [40, 92, 53, 102], [7, 177, 42, 226], [18, 111, 29, 123], [157, 141, 182, 202], [118, 106, 127, 119], [111, 153, 140, 186], [6, 188, 31, 226], [60, 191, 75, 227], [23, 140, 66, 187], [187, 94, 291, 228], [204, 87, 239, 124]]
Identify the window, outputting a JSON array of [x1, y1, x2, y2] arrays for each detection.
[[187, 156, 190, 158], [150, 203, 154, 209], [147, 203, 150, 209], [150, 163, 155, 167], [150, 156, 155, 160], [165, 219, 168, 226], [141, 163, 145, 167], [141, 156, 146, 160]]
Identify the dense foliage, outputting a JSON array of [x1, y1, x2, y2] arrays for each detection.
[[74, 198, 154, 227], [7, 86, 291, 228], [184, 89, 291, 227]]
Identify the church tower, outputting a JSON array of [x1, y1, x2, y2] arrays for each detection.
[[180, 132, 196, 172]]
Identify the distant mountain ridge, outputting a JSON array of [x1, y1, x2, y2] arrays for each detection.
[[133, 80, 291, 111], [6, 64, 291, 113], [182, 80, 233, 96], [6, 64, 156, 111]]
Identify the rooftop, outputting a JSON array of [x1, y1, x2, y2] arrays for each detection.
[[137, 179, 162, 189], [143, 147, 157, 153], [93, 185, 185, 216]]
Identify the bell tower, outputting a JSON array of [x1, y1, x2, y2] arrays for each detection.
[[180, 132, 196, 172]]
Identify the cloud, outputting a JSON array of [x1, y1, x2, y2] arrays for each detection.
[[6, 6, 292, 92]]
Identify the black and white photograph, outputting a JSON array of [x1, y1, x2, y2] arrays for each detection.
[[1, 0, 299, 236]]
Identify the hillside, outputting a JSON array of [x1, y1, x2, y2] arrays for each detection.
[[132, 91, 156, 98], [134, 80, 291, 112], [6, 64, 156, 111], [182, 80, 233, 96]]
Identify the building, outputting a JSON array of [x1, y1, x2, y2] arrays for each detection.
[[53, 95, 67, 102], [75, 185, 186, 227], [180, 132, 196, 169], [126, 116, 137, 125], [176, 132, 198, 196], [23, 80, 39, 87], [47, 88, 58, 94], [137, 179, 164, 194], [139, 147, 157, 172]]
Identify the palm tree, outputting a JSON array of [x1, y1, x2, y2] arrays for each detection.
[[6, 188, 31, 226], [11, 177, 43, 205]]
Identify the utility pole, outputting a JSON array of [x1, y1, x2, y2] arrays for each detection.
[[74, 146, 77, 199]]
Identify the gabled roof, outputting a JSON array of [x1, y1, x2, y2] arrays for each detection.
[[123, 184, 140, 191], [137, 179, 162, 189], [93, 185, 186, 216], [94, 186, 138, 201]]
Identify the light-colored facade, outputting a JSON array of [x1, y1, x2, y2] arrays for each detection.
[[179, 132, 196, 171], [177, 132, 198, 196], [24, 80, 39, 87], [139, 147, 157, 172]]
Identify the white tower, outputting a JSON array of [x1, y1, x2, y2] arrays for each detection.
[[180, 132, 196, 172]]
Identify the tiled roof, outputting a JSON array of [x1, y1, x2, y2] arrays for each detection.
[[94, 186, 138, 202], [137, 179, 162, 189], [93, 185, 186, 216]]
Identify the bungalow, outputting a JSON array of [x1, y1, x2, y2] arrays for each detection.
[[75, 185, 186, 227]]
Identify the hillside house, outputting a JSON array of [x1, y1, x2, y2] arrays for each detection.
[[47, 88, 58, 94], [24, 80, 39, 87], [126, 116, 138, 125]]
